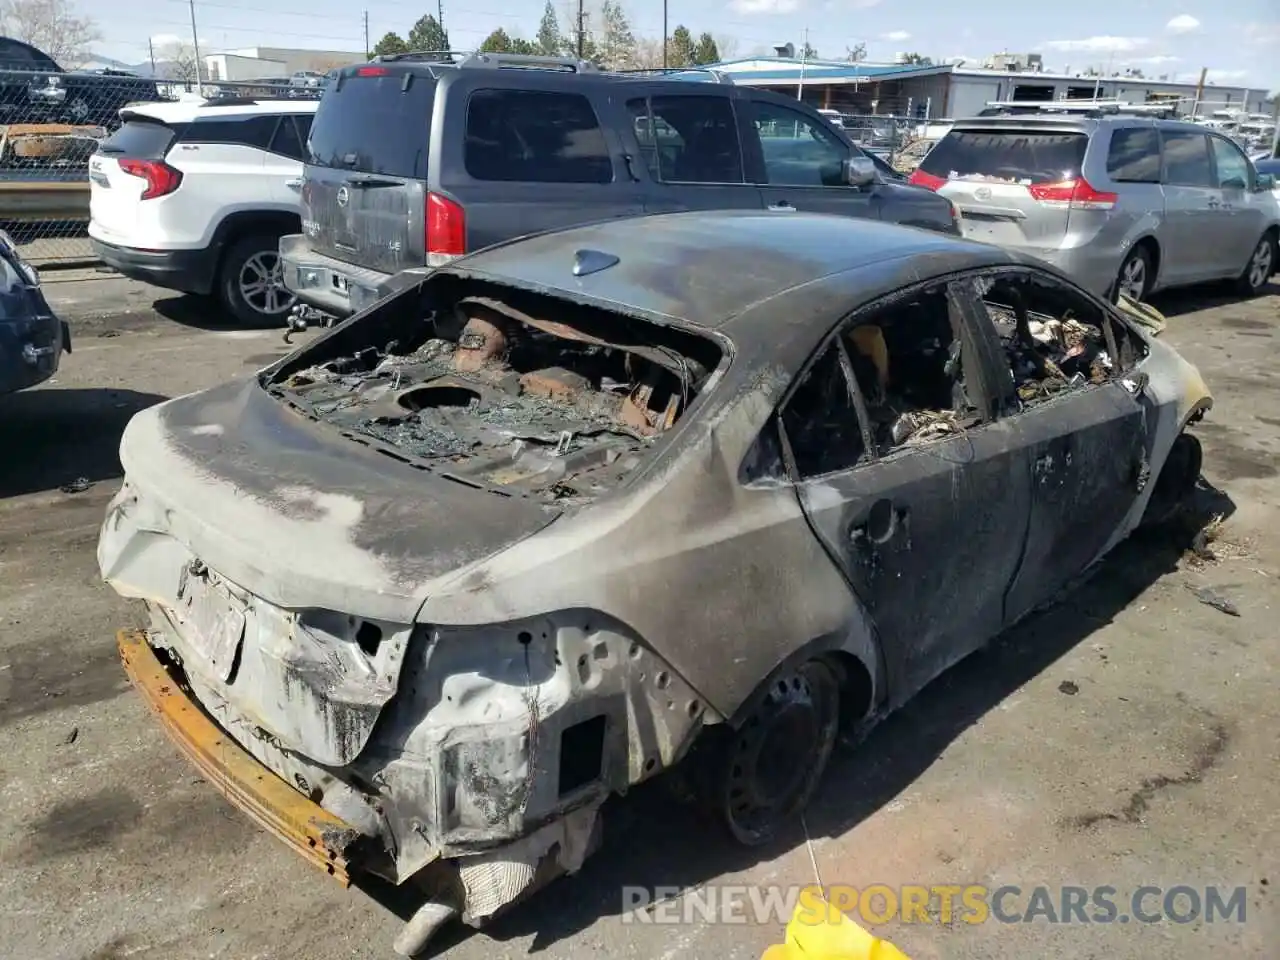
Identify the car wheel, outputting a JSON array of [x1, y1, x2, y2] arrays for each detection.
[[708, 659, 840, 847], [1141, 431, 1203, 527], [218, 235, 297, 326], [1235, 232, 1276, 297], [1115, 245, 1152, 302], [66, 96, 91, 124]]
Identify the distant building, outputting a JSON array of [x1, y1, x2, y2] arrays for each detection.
[[698, 57, 1271, 118], [219, 47, 363, 75]]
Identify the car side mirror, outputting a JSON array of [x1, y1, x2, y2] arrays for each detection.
[[843, 156, 877, 188], [1256, 173, 1276, 191]]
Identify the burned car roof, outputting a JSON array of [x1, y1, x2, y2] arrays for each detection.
[[449, 210, 1015, 336]]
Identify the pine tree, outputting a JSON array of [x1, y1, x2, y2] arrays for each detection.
[[536, 1, 563, 56], [599, 0, 636, 70], [668, 24, 694, 68], [692, 32, 719, 65], [479, 28, 513, 53], [407, 14, 449, 53], [372, 32, 409, 57]]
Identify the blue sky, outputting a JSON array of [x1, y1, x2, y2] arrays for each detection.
[[91, 0, 1279, 90]]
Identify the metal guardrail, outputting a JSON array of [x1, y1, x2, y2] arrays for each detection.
[[0, 66, 321, 266]]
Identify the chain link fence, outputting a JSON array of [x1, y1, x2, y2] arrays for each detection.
[[1, 64, 322, 267]]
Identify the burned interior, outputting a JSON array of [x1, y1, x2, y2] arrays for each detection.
[[267, 279, 725, 504], [980, 272, 1147, 405], [777, 270, 1151, 476]]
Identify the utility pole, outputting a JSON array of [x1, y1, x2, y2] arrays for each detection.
[[662, 0, 667, 69], [188, 0, 203, 87], [148, 37, 157, 77], [796, 27, 809, 101], [438, 0, 445, 43], [576, 0, 585, 59], [363, 10, 369, 59]]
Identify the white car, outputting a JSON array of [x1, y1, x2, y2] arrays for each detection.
[[88, 98, 317, 325]]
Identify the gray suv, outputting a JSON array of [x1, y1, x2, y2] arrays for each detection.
[[910, 113, 1280, 300], [280, 52, 960, 318]]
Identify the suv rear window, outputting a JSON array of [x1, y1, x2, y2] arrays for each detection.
[[98, 118, 181, 159], [919, 130, 1087, 185], [464, 89, 612, 184], [307, 71, 436, 179]]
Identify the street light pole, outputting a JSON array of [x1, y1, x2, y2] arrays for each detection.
[[662, 0, 668, 69]]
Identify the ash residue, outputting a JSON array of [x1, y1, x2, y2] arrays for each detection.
[[359, 416, 477, 458]]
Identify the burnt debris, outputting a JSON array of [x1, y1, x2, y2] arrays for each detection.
[[273, 286, 720, 503]]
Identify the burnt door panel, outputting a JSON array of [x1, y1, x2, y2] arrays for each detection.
[[795, 424, 1031, 702], [1002, 383, 1147, 624]]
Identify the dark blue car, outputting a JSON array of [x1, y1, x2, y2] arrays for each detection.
[[0, 231, 70, 394]]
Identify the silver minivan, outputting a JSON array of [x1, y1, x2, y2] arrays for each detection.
[[909, 114, 1279, 300]]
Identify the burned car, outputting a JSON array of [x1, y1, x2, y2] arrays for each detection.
[[1, 229, 69, 394], [99, 211, 1211, 954]]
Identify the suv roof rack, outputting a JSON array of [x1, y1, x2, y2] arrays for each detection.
[[978, 98, 1183, 119], [369, 49, 599, 72], [613, 66, 735, 84]]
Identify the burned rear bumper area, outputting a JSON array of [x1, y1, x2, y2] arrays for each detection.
[[117, 628, 362, 884]]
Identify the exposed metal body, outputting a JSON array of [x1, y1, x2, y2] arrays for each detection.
[[100, 211, 1212, 949]]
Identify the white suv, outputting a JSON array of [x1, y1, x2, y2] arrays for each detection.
[[88, 98, 317, 325]]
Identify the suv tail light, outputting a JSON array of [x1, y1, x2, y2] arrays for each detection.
[[908, 169, 946, 190], [1028, 177, 1117, 211], [118, 159, 183, 200], [426, 192, 465, 267]]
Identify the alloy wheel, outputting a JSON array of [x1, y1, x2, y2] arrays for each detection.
[[1247, 239, 1274, 291], [1119, 256, 1147, 301], [238, 251, 296, 317]]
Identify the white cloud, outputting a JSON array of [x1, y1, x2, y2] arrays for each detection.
[[1245, 22, 1280, 45], [1043, 36, 1149, 53], [881, 30, 911, 42], [1133, 54, 1181, 64], [731, 0, 800, 12], [1166, 15, 1201, 34], [1205, 68, 1251, 82], [823, 0, 882, 9]]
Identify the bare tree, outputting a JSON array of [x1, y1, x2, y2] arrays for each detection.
[[155, 41, 201, 83], [0, 0, 101, 66], [713, 33, 739, 61], [631, 36, 664, 69]]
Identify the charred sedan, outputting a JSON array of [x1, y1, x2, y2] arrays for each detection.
[[99, 212, 1211, 955]]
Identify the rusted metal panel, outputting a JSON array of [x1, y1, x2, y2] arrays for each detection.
[[116, 628, 360, 886]]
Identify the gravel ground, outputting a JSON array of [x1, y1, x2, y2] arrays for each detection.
[[1, 271, 1276, 960]]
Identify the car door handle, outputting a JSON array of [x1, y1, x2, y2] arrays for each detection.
[[767, 201, 796, 212], [284, 178, 304, 189]]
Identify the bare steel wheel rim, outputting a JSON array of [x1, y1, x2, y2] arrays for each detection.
[[1119, 255, 1146, 301], [1248, 239, 1273, 290], [721, 660, 839, 846], [68, 98, 90, 122], [238, 251, 295, 316]]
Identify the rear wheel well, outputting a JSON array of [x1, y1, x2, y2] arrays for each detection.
[[821, 651, 875, 731], [213, 211, 300, 279], [1133, 235, 1160, 283]]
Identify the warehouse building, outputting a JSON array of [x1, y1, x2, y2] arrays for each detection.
[[703, 55, 1272, 119]]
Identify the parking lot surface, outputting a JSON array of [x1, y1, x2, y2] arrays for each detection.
[[1, 272, 1276, 960]]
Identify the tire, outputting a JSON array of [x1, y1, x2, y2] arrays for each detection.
[[217, 234, 297, 327], [701, 659, 841, 847], [1114, 244, 1153, 303], [1234, 232, 1276, 298], [1141, 432, 1203, 528]]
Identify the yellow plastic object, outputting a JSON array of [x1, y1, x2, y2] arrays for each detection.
[[762, 894, 912, 960]]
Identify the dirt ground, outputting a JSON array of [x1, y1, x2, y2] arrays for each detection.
[[1, 271, 1276, 960]]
